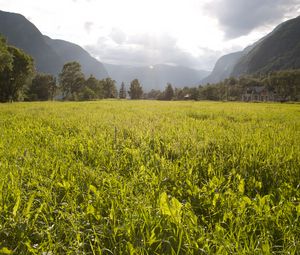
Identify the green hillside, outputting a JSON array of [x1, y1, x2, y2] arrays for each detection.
[[231, 16, 300, 76]]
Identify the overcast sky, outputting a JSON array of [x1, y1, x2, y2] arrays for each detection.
[[0, 0, 299, 70]]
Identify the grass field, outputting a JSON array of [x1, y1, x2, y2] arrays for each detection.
[[0, 101, 299, 254]]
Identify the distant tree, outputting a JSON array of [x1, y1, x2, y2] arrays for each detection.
[[0, 45, 34, 102], [85, 75, 98, 91], [163, 83, 174, 100], [27, 73, 57, 101], [172, 69, 300, 102], [199, 84, 219, 101], [119, 82, 127, 99], [59, 61, 85, 100], [102, 78, 117, 98], [215, 82, 227, 101], [78, 86, 97, 101], [174, 87, 184, 100], [267, 70, 300, 101], [144, 89, 162, 100], [225, 77, 238, 86], [128, 79, 143, 99], [0, 36, 13, 72], [189, 87, 199, 100], [85, 75, 103, 99], [174, 87, 192, 100], [286, 70, 300, 101]]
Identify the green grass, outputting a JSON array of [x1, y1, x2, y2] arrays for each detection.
[[0, 100, 299, 254]]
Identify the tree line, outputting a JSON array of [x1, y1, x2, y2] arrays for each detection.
[[0, 36, 146, 102], [197, 71, 300, 101], [1, 35, 299, 102], [145, 71, 300, 101]]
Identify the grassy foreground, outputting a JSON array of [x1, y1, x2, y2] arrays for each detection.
[[0, 101, 299, 254]]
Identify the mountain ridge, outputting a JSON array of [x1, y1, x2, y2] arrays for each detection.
[[0, 10, 108, 78], [201, 51, 243, 84], [202, 16, 300, 84], [44, 36, 108, 79], [231, 16, 300, 76], [0, 10, 63, 74]]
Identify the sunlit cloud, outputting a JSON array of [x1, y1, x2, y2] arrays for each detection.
[[0, 0, 299, 70]]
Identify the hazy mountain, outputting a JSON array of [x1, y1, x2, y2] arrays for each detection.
[[201, 52, 243, 84], [44, 36, 108, 79], [201, 38, 265, 84], [0, 10, 108, 78], [231, 16, 300, 76], [105, 63, 209, 91]]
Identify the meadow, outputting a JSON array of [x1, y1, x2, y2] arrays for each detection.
[[0, 100, 299, 254]]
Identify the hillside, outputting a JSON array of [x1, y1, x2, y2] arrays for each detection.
[[0, 10, 63, 74], [201, 38, 266, 85], [0, 10, 108, 78], [44, 36, 108, 79], [105, 63, 209, 91], [201, 52, 243, 84], [231, 16, 300, 76], [202, 16, 300, 83]]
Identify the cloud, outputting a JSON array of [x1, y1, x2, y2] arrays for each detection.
[[85, 32, 218, 70], [110, 28, 127, 44], [84, 22, 94, 34], [205, 0, 300, 38]]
